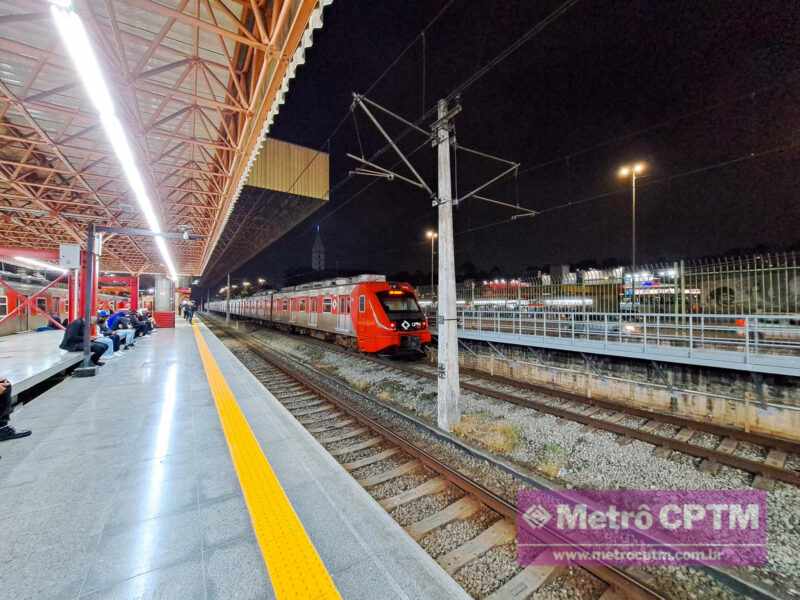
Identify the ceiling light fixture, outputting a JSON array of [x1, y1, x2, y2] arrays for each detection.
[[48, 0, 178, 279], [14, 256, 68, 274]]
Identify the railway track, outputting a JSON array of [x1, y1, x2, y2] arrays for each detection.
[[205, 319, 664, 600], [393, 361, 800, 489], [204, 316, 794, 600], [257, 328, 800, 489]]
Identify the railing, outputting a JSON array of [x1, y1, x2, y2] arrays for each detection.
[[429, 309, 800, 369], [417, 251, 800, 315]]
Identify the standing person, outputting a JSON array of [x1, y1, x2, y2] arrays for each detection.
[[187, 302, 195, 324], [0, 378, 31, 443]]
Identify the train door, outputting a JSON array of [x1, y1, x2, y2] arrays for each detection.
[[19, 295, 29, 332], [308, 297, 318, 328], [336, 295, 351, 332], [34, 296, 48, 328]]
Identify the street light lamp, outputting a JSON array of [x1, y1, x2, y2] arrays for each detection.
[[426, 230, 438, 301], [257, 277, 266, 285], [618, 162, 646, 309]]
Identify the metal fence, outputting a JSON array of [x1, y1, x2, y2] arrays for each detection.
[[417, 251, 800, 315], [439, 310, 800, 376]]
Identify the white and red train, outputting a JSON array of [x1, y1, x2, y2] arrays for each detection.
[[0, 280, 125, 336], [207, 274, 432, 356]]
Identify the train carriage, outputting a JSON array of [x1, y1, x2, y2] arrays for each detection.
[[0, 279, 128, 336], [208, 274, 431, 357]]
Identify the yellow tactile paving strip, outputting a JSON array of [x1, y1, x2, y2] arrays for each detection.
[[192, 323, 342, 600]]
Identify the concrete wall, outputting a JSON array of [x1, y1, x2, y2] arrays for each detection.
[[432, 341, 800, 442]]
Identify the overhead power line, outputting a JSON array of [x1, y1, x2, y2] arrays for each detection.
[[316, 0, 582, 225], [451, 138, 800, 237], [445, 0, 581, 101]]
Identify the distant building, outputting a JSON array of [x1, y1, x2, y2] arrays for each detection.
[[312, 226, 325, 271]]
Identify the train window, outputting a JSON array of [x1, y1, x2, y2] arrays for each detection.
[[377, 291, 424, 317], [359, 295, 365, 313], [0, 296, 6, 317], [282, 299, 288, 311], [299, 299, 306, 312], [310, 298, 316, 313], [323, 298, 332, 313], [36, 297, 47, 312]]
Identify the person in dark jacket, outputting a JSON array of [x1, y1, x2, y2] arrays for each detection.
[[104, 316, 135, 349], [127, 312, 148, 337], [59, 318, 106, 366], [97, 316, 122, 352], [0, 378, 31, 443]]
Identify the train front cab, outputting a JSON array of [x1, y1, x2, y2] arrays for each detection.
[[355, 283, 432, 357]]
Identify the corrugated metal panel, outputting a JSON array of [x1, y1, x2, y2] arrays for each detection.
[[246, 138, 329, 201]]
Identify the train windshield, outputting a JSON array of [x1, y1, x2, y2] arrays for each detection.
[[377, 291, 424, 318]]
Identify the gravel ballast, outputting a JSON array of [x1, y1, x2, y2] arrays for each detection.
[[212, 320, 800, 599]]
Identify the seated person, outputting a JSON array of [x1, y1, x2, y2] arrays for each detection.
[[97, 313, 128, 354], [0, 377, 31, 442], [143, 311, 155, 333], [59, 317, 107, 366], [107, 309, 127, 331], [142, 309, 157, 331], [127, 311, 149, 337], [102, 314, 134, 349], [95, 332, 116, 360]]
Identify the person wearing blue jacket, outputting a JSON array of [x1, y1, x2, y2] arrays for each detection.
[[107, 309, 127, 330]]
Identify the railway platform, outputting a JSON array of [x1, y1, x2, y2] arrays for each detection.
[[0, 320, 468, 600], [0, 329, 82, 399]]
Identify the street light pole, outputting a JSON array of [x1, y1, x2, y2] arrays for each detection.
[[631, 170, 637, 306], [618, 162, 646, 311]]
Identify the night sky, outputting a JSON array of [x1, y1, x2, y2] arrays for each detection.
[[232, 0, 800, 288]]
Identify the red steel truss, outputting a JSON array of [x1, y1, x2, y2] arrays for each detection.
[[0, 0, 320, 276]]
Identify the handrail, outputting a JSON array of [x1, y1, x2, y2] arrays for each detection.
[[425, 309, 800, 367]]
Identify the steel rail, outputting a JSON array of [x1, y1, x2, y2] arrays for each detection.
[[289, 336, 800, 486], [204, 315, 796, 600], [365, 357, 800, 487], [457, 367, 800, 454], [209, 320, 665, 600], [242, 324, 800, 484]]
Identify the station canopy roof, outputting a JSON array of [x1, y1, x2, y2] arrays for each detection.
[[0, 0, 331, 276]]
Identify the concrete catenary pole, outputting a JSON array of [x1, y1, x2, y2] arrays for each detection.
[[226, 272, 231, 323], [435, 98, 461, 431]]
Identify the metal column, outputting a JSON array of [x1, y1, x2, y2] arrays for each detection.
[[226, 272, 231, 323], [435, 99, 461, 431], [75, 223, 97, 377]]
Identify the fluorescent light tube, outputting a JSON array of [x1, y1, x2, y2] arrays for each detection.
[[14, 256, 68, 274], [49, 2, 177, 278]]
